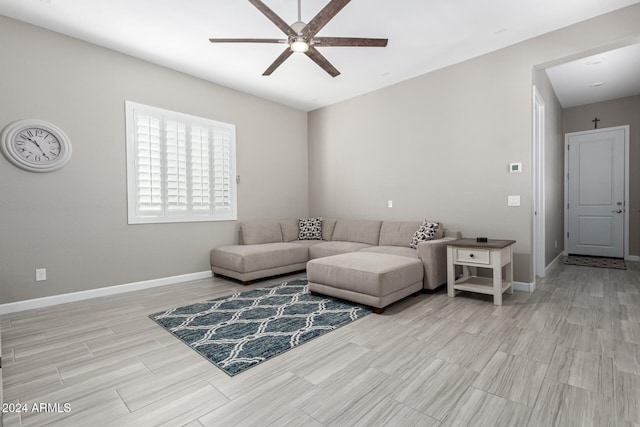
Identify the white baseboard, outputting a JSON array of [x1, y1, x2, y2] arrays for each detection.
[[545, 253, 564, 275], [0, 271, 213, 315], [513, 281, 535, 293]]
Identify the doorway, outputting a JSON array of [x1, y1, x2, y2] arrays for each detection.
[[564, 126, 629, 258]]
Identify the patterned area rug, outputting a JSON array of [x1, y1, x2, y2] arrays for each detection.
[[564, 255, 626, 270], [149, 279, 371, 376]]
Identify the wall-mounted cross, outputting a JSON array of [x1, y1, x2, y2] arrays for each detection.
[[592, 117, 600, 129]]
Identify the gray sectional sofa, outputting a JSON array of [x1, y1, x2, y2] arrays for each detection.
[[210, 218, 461, 309]]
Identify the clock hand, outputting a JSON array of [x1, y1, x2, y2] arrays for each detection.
[[27, 138, 50, 159]]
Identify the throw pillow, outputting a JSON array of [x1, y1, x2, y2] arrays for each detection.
[[298, 217, 323, 240], [409, 220, 440, 249]]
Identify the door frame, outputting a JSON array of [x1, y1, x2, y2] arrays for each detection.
[[533, 86, 545, 277], [564, 125, 630, 259]]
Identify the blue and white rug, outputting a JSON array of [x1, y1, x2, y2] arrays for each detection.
[[149, 279, 371, 376]]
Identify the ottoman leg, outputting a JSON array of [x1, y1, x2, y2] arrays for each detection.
[[372, 307, 385, 314]]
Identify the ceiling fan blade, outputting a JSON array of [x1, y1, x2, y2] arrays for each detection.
[[303, 0, 351, 37], [248, 0, 297, 37], [305, 46, 340, 77], [312, 37, 388, 47], [263, 48, 294, 76], [209, 38, 287, 44]]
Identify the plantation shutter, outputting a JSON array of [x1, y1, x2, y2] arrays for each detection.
[[165, 120, 188, 214], [191, 126, 211, 214], [134, 114, 162, 214], [213, 128, 232, 212], [126, 101, 236, 224]]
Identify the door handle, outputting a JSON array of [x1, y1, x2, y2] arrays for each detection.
[[612, 209, 623, 213]]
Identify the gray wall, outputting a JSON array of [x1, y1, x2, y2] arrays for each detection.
[[308, 4, 640, 283], [563, 95, 640, 256], [533, 70, 565, 267], [2, 5, 640, 304], [0, 17, 308, 304]]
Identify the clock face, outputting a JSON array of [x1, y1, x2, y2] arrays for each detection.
[[13, 128, 62, 165], [1, 119, 72, 172]]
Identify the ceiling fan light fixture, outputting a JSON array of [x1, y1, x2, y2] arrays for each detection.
[[290, 38, 309, 53]]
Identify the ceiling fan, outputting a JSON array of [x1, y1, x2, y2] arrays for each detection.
[[209, 0, 388, 77]]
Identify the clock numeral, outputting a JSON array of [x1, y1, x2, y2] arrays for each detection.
[[35, 154, 41, 162], [26, 130, 34, 138], [16, 140, 25, 146], [35, 129, 44, 137]]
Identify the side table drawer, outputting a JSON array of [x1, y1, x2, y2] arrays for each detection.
[[454, 248, 490, 265]]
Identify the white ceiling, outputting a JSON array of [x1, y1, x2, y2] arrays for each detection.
[[545, 43, 640, 108], [1, 0, 639, 111]]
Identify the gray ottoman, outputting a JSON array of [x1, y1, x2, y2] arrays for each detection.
[[307, 252, 424, 314]]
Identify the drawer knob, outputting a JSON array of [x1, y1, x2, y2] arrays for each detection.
[[470, 253, 475, 258]]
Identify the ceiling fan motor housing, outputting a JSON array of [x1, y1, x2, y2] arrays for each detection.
[[291, 20, 306, 34]]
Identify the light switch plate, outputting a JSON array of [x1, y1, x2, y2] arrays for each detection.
[[508, 195, 521, 206]]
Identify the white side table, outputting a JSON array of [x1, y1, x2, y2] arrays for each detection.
[[446, 238, 516, 305]]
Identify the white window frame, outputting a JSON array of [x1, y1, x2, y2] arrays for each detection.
[[125, 101, 237, 224]]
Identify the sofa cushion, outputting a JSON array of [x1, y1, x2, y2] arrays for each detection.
[[409, 221, 440, 249], [241, 221, 283, 245], [298, 217, 323, 240], [211, 243, 308, 273], [331, 219, 382, 245], [280, 219, 299, 242], [291, 240, 326, 248], [379, 221, 422, 246], [359, 245, 419, 259], [322, 219, 337, 241], [309, 241, 373, 259]]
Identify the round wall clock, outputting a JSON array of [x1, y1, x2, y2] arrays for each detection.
[[1, 119, 72, 172]]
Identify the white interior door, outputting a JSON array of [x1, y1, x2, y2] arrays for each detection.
[[566, 128, 625, 258]]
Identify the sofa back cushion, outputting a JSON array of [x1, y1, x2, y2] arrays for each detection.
[[379, 221, 422, 246], [322, 218, 337, 241], [331, 219, 382, 245], [280, 219, 299, 242], [240, 220, 283, 244]]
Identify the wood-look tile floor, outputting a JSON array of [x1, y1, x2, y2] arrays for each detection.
[[2, 260, 640, 426]]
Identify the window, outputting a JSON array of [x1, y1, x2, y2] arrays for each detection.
[[125, 101, 237, 224]]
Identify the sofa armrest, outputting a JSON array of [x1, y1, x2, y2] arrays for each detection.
[[415, 237, 456, 290]]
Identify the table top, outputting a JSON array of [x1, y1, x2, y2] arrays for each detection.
[[446, 238, 516, 249]]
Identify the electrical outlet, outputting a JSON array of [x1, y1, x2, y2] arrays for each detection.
[[36, 268, 47, 281], [387, 200, 393, 208]]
